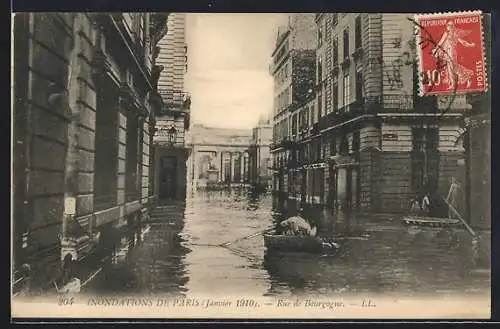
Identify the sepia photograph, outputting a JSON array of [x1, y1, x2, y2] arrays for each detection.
[[11, 11, 491, 319]]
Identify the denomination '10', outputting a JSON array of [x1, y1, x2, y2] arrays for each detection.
[[422, 69, 442, 87]]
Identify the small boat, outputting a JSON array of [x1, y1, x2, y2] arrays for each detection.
[[402, 215, 461, 228], [263, 234, 340, 254]]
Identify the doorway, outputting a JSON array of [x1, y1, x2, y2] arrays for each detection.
[[159, 156, 178, 199]]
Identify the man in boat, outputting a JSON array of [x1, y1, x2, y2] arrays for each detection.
[[279, 211, 341, 249], [280, 209, 317, 237]]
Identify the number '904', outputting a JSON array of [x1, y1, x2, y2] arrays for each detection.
[[58, 296, 75, 306]]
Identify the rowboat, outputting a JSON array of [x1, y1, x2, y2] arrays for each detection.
[[402, 215, 461, 228], [263, 234, 340, 254]]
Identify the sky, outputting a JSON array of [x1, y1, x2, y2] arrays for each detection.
[[185, 13, 288, 130]]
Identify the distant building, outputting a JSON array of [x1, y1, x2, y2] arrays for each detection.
[[248, 115, 273, 189], [186, 125, 252, 190], [269, 13, 317, 202], [153, 13, 191, 201]]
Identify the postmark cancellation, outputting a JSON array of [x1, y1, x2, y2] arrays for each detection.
[[414, 11, 488, 96]]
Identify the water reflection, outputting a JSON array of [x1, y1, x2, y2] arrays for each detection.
[[86, 191, 490, 298], [87, 203, 191, 297]]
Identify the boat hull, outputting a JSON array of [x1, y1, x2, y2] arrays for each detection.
[[263, 234, 339, 254]]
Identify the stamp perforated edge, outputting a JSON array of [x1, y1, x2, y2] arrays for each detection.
[[413, 10, 488, 97]]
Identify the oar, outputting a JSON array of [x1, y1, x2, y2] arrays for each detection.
[[441, 196, 476, 237], [219, 226, 274, 248], [334, 236, 370, 240]]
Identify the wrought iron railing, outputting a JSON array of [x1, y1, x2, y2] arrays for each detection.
[[317, 95, 445, 131], [270, 137, 300, 151]]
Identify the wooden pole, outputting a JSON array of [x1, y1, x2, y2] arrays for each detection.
[[219, 226, 274, 248], [441, 196, 476, 237]]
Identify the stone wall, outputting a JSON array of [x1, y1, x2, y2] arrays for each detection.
[[13, 13, 164, 288], [24, 13, 75, 255], [469, 116, 491, 230]]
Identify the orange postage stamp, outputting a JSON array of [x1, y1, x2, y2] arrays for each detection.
[[414, 11, 488, 96]]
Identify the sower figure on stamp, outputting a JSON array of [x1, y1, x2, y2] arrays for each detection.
[[432, 21, 476, 90]]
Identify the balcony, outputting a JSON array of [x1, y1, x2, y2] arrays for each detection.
[[158, 90, 191, 115], [270, 137, 299, 151], [317, 95, 450, 131]]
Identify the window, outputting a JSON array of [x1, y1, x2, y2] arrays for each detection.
[[332, 13, 338, 26], [411, 127, 440, 194], [343, 74, 350, 108], [332, 37, 339, 67], [355, 71, 364, 102], [332, 82, 338, 112], [291, 114, 297, 136], [352, 131, 360, 152], [343, 29, 350, 60], [125, 112, 140, 202], [330, 137, 337, 156], [317, 57, 323, 84], [318, 25, 323, 47], [355, 16, 362, 50], [412, 128, 439, 151], [339, 134, 349, 154], [93, 81, 119, 211], [310, 104, 314, 125], [139, 14, 145, 47], [317, 91, 323, 119]]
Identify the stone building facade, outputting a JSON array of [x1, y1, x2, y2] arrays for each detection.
[[153, 13, 191, 201], [270, 13, 317, 200], [275, 13, 468, 214], [12, 12, 169, 292]]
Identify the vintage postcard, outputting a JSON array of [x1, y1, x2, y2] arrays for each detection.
[[11, 12, 491, 320]]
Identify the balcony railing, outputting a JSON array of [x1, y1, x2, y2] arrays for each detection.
[[270, 137, 299, 151], [158, 90, 191, 113]]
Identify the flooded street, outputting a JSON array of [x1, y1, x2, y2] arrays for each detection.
[[85, 190, 490, 298]]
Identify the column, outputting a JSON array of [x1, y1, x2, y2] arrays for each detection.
[[215, 151, 221, 183], [220, 151, 225, 183], [229, 152, 234, 184], [239, 153, 244, 183]]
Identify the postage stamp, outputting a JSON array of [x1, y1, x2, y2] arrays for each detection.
[[414, 11, 488, 96]]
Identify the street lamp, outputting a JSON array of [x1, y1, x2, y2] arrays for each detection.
[[167, 126, 177, 146]]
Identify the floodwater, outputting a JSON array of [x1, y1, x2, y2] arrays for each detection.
[[85, 190, 490, 298]]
